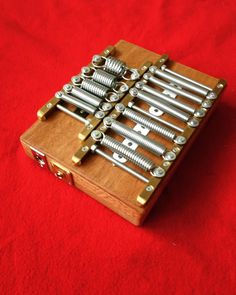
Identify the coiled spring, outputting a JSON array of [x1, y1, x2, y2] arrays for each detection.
[[92, 69, 117, 88], [81, 79, 109, 98], [123, 108, 176, 141], [104, 56, 126, 76], [101, 135, 155, 171], [105, 119, 167, 156]]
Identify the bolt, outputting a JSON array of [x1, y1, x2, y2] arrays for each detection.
[[207, 91, 217, 100], [143, 73, 152, 80], [63, 84, 73, 93], [109, 93, 119, 102], [194, 108, 206, 118], [131, 69, 140, 80], [92, 55, 102, 63], [173, 147, 181, 153], [115, 103, 125, 113], [119, 84, 129, 92], [163, 161, 170, 167], [174, 136, 186, 145], [103, 117, 113, 126], [81, 67, 90, 74], [81, 146, 89, 152], [188, 118, 199, 128], [101, 103, 112, 111], [129, 88, 138, 97], [135, 81, 144, 89], [91, 130, 102, 141], [217, 83, 224, 88], [146, 185, 154, 192], [71, 76, 81, 85], [95, 111, 105, 119], [149, 66, 157, 73], [164, 151, 176, 161], [47, 103, 52, 109], [161, 64, 167, 70], [152, 167, 165, 178], [55, 91, 63, 98], [202, 100, 212, 109]]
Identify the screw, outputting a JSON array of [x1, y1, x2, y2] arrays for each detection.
[[174, 136, 186, 145], [115, 103, 125, 113], [202, 100, 212, 109], [55, 91, 63, 98], [81, 146, 89, 152], [129, 88, 138, 97], [149, 66, 157, 73], [163, 161, 170, 167], [135, 81, 144, 89], [47, 103, 52, 109], [152, 167, 165, 178], [95, 111, 105, 119], [103, 117, 113, 126], [101, 103, 112, 112], [71, 76, 81, 85], [207, 91, 217, 100], [63, 84, 73, 93], [188, 118, 199, 128], [92, 55, 102, 63], [164, 151, 176, 161], [120, 84, 129, 92], [217, 83, 224, 88], [146, 185, 154, 192], [91, 130, 102, 141], [194, 108, 206, 118]]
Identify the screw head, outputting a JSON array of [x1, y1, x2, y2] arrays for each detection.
[[129, 88, 138, 97], [149, 66, 157, 73], [55, 91, 63, 98], [164, 151, 176, 161], [202, 100, 212, 109], [188, 118, 199, 128], [95, 111, 105, 119], [92, 55, 102, 63], [101, 103, 112, 111], [91, 130, 102, 141], [81, 146, 89, 152], [130, 69, 140, 80], [194, 108, 206, 118], [207, 91, 217, 100], [146, 185, 154, 192], [103, 117, 113, 126], [71, 76, 81, 85], [143, 73, 152, 81], [47, 103, 52, 108], [81, 67, 90, 74], [63, 84, 73, 93], [115, 103, 125, 113], [174, 136, 186, 145], [135, 81, 144, 89], [152, 167, 165, 178]]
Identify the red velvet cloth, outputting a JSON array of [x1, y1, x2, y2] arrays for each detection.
[[1, 1, 236, 294]]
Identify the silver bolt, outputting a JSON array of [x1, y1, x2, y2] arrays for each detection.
[[149, 66, 157, 73], [188, 118, 199, 128], [217, 83, 224, 88], [152, 167, 165, 178], [95, 111, 105, 119], [135, 81, 144, 89], [63, 84, 73, 93], [71, 76, 81, 85], [109, 93, 119, 102], [143, 73, 151, 81], [163, 161, 170, 167], [81, 67, 90, 74], [207, 91, 217, 100], [55, 91, 63, 98], [173, 147, 181, 153], [92, 55, 102, 63], [146, 185, 154, 192], [47, 103, 52, 108], [194, 108, 206, 118], [131, 69, 140, 80], [164, 151, 176, 161], [103, 117, 113, 126], [115, 103, 125, 113], [119, 84, 129, 92], [129, 88, 138, 97], [174, 136, 187, 145], [91, 130, 102, 141], [101, 103, 112, 112], [202, 100, 212, 109], [81, 146, 89, 152]]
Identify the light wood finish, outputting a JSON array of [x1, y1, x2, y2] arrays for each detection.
[[20, 40, 226, 225]]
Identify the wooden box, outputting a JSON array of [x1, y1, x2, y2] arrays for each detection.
[[20, 40, 226, 225]]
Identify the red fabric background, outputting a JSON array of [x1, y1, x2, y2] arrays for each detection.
[[1, 0, 236, 294]]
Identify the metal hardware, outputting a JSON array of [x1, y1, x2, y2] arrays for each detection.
[[103, 118, 167, 156], [56, 91, 97, 115], [91, 145, 149, 183], [128, 102, 184, 133], [63, 84, 102, 108], [56, 104, 89, 125], [30, 147, 48, 168], [81, 79, 109, 98], [105, 56, 126, 76], [187, 117, 199, 127], [92, 69, 117, 88], [136, 81, 196, 114], [149, 66, 209, 96], [115, 104, 177, 141], [129, 88, 191, 122], [143, 72, 203, 104], [50, 160, 73, 185]]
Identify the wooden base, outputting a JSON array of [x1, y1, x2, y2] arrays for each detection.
[[20, 40, 225, 225]]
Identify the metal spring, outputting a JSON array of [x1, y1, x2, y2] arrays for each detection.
[[105, 56, 126, 76], [108, 120, 167, 156], [81, 79, 109, 98], [92, 69, 117, 88], [101, 135, 155, 171], [123, 108, 176, 141]]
